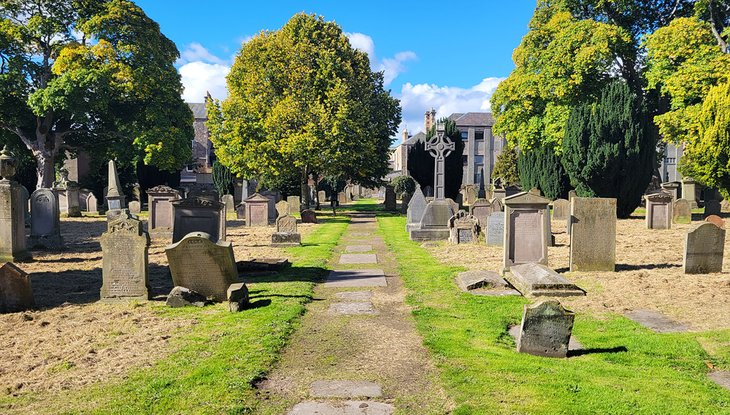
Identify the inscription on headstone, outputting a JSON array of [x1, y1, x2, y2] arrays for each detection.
[[684, 222, 725, 274], [245, 193, 270, 227], [486, 212, 504, 246], [146, 185, 179, 237], [569, 197, 616, 272], [100, 212, 150, 301], [29, 188, 63, 249]]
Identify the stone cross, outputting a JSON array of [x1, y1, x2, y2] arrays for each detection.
[[425, 123, 454, 200]]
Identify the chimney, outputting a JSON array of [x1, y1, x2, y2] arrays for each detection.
[[402, 129, 409, 143], [424, 108, 436, 132]]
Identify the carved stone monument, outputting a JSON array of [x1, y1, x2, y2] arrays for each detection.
[[384, 185, 397, 211], [286, 196, 301, 212], [645, 192, 673, 229], [486, 212, 504, 247], [171, 197, 226, 243], [673, 198, 692, 224], [448, 210, 479, 244], [684, 222, 725, 274], [0, 147, 31, 262], [28, 188, 63, 249], [506, 263, 585, 297], [682, 177, 698, 208], [100, 212, 150, 301], [406, 185, 427, 232], [569, 197, 616, 272], [503, 192, 550, 271], [105, 159, 126, 215], [146, 185, 180, 237], [272, 214, 301, 247], [0, 262, 34, 313], [469, 198, 493, 229], [516, 300, 575, 358], [245, 193, 271, 227]]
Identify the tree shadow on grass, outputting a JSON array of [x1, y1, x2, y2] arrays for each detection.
[[568, 346, 628, 357], [615, 263, 681, 271]]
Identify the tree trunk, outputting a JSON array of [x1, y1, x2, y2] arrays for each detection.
[[300, 167, 310, 212], [35, 152, 55, 189]]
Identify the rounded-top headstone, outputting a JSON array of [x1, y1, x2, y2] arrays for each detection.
[[705, 215, 725, 229]]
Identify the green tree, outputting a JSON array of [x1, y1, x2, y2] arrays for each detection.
[[518, 144, 571, 200], [491, 145, 520, 187], [391, 175, 415, 198], [0, 0, 193, 189], [212, 161, 233, 197], [206, 13, 400, 204], [406, 118, 464, 200], [562, 81, 655, 218]]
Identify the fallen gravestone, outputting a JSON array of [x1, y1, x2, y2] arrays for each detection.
[[236, 258, 290, 272], [516, 300, 575, 358], [227, 283, 249, 312], [506, 263, 586, 297], [325, 269, 387, 287], [100, 212, 150, 301], [339, 254, 378, 264], [569, 197, 616, 272], [311, 380, 382, 398], [624, 309, 689, 333], [684, 222, 725, 274], [673, 198, 692, 224], [336, 291, 373, 301], [0, 262, 34, 313], [455, 270, 520, 296], [166, 286, 208, 307], [329, 302, 377, 315], [486, 212, 504, 247], [288, 401, 394, 415], [448, 210, 479, 244]]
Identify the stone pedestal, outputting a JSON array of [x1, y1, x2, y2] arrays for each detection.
[[682, 177, 698, 209], [503, 192, 550, 271], [646, 192, 673, 229], [146, 185, 180, 238], [660, 182, 680, 201], [244, 193, 271, 227], [409, 199, 456, 241]]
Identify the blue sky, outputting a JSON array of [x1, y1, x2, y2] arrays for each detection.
[[135, 0, 536, 135]]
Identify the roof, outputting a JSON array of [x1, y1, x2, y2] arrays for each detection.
[[448, 112, 495, 127], [404, 131, 426, 145], [188, 103, 207, 120]]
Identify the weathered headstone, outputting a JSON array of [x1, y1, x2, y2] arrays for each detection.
[[552, 199, 570, 221], [486, 212, 504, 247], [384, 185, 397, 211], [338, 192, 348, 205], [569, 197, 616, 272], [317, 191, 327, 209], [682, 177, 698, 208], [673, 198, 692, 224], [448, 210, 479, 244], [171, 197, 226, 243], [516, 300, 575, 358], [227, 282, 249, 312], [272, 214, 301, 246], [645, 192, 673, 229], [705, 215, 725, 229], [0, 262, 34, 313], [0, 147, 31, 262], [704, 199, 721, 218], [146, 185, 179, 237], [684, 222, 725, 274], [275, 200, 290, 218], [660, 182, 680, 200], [528, 187, 542, 196], [406, 186, 427, 232], [28, 188, 63, 249], [259, 191, 278, 222], [100, 212, 150, 301], [286, 195, 301, 212], [85, 192, 99, 215], [165, 232, 237, 301], [300, 209, 318, 223], [491, 197, 503, 213], [463, 185, 477, 205], [221, 194, 235, 217], [568, 190, 577, 202], [492, 186, 506, 203], [128, 200, 141, 214], [469, 198, 492, 229], [503, 192, 550, 270], [507, 263, 586, 297], [245, 193, 271, 227]]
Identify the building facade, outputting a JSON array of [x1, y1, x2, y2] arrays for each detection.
[[181, 102, 214, 185]]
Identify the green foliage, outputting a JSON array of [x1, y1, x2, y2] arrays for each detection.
[[206, 13, 400, 198], [407, 118, 464, 200], [0, 0, 193, 188], [518, 144, 571, 200], [562, 81, 655, 218], [391, 175, 415, 198], [211, 161, 232, 197], [491, 145, 520, 187]]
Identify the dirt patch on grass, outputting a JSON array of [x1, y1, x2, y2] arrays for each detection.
[[427, 216, 730, 331]]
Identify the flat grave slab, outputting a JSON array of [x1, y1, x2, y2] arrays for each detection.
[[329, 302, 377, 315], [508, 325, 583, 351], [339, 254, 378, 264], [325, 270, 387, 288], [288, 401, 394, 415], [709, 371, 730, 391], [455, 270, 521, 296], [336, 291, 373, 301], [624, 309, 689, 333], [345, 245, 373, 253], [350, 232, 372, 237], [311, 380, 382, 398], [506, 263, 586, 297]]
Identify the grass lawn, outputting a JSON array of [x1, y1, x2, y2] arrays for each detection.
[[2, 216, 348, 415], [378, 215, 730, 415]]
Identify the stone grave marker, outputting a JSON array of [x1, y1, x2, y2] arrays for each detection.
[[260, 190, 279, 221], [516, 299, 575, 358], [464, 184, 477, 205], [660, 181, 680, 200], [506, 263, 586, 297], [552, 199, 569, 220], [272, 215, 301, 246], [406, 186, 427, 232], [491, 197, 503, 212], [338, 192, 348, 205], [105, 159, 126, 213], [29, 188, 63, 249], [469, 198, 492, 229], [100, 212, 150, 301], [275, 200, 290, 218], [286, 195, 300, 212], [300, 209, 318, 223], [221, 194, 235, 217], [486, 212, 504, 247], [705, 215, 725, 229], [244, 193, 271, 227], [568, 190, 577, 202], [682, 177, 699, 208], [0, 147, 31, 262], [645, 192, 673, 229], [165, 232, 237, 301], [128, 200, 141, 214], [448, 210, 479, 244], [528, 187, 542, 196], [503, 192, 550, 270], [684, 222, 725, 274], [384, 185, 397, 211], [85, 192, 99, 215], [146, 185, 179, 237], [188, 188, 218, 202], [722, 199, 730, 213], [20, 185, 30, 226], [704, 199, 721, 218], [171, 197, 226, 243], [673, 198, 692, 224], [317, 191, 327, 208], [569, 197, 616, 272], [0, 262, 34, 313]]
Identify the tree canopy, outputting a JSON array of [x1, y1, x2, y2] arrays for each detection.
[[0, 0, 193, 188]]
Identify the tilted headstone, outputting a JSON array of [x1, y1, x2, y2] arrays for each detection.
[[146, 185, 180, 237], [552, 199, 569, 221], [0, 147, 31, 262], [406, 186, 427, 232], [384, 185, 397, 211], [469, 198, 492, 229], [171, 197, 226, 243], [507, 263, 585, 297], [221, 194, 235, 217], [448, 210, 479, 244], [673, 198, 692, 223], [29, 188, 63, 249], [569, 197, 616, 272], [486, 212, 504, 247], [705, 215, 725, 229], [0, 262, 34, 313], [503, 192, 550, 270], [516, 299, 575, 358], [286, 195, 301, 212], [165, 232, 237, 301], [301, 209, 318, 223], [704, 199, 721, 218], [128, 200, 141, 214], [275, 200, 290, 218], [100, 212, 150, 301], [684, 222, 725, 274], [645, 192, 673, 229], [272, 214, 301, 246], [245, 193, 271, 227]]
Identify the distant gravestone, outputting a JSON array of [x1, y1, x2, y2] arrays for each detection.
[[464, 185, 477, 205], [660, 181, 680, 200], [338, 192, 348, 205], [20, 185, 30, 226], [424, 185, 433, 198], [406, 186, 427, 232], [486, 212, 504, 247], [469, 198, 492, 229], [722, 199, 730, 213], [317, 191, 327, 208], [503, 192, 551, 270], [245, 193, 271, 227], [221, 194, 235, 217], [28, 188, 63, 250], [171, 197, 226, 243], [188, 188, 218, 202], [645, 192, 672, 229], [301, 209, 318, 223], [673, 198, 692, 224], [448, 210, 479, 244], [146, 185, 179, 238], [552, 199, 569, 221], [384, 185, 397, 211], [100, 212, 150, 301], [236, 203, 246, 220], [684, 222, 725, 274], [682, 177, 699, 208], [128, 200, 141, 214], [705, 215, 725, 229], [569, 197, 616, 272], [165, 232, 237, 301], [275, 200, 290, 218], [260, 190, 278, 221], [516, 300, 575, 358], [507, 263, 585, 297], [491, 197, 503, 212], [0, 262, 34, 313], [492, 187, 506, 203], [272, 214, 301, 246], [85, 192, 99, 215], [528, 187, 542, 196], [704, 199, 721, 218], [568, 190, 577, 202], [286, 196, 301, 212]]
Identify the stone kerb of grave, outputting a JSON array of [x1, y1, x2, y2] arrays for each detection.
[[672, 198, 692, 224], [165, 232, 237, 301], [171, 197, 226, 243], [645, 192, 673, 229], [684, 222, 725, 274], [516, 299, 575, 358], [506, 263, 586, 297], [503, 192, 551, 271], [0, 262, 35, 313], [100, 212, 150, 301], [448, 210, 479, 244], [569, 197, 616, 272]]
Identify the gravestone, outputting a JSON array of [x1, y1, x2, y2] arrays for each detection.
[[705, 215, 725, 229], [568, 190, 577, 202], [28, 188, 63, 249], [300, 209, 318, 223], [188, 188, 218, 202], [0, 147, 31, 262], [722, 199, 730, 213], [684, 222, 725, 274], [491, 197, 503, 212], [469, 198, 493, 229], [338, 192, 348, 205], [146, 185, 180, 238], [645, 192, 673, 229], [260, 191, 278, 222], [272, 215, 301, 246], [105, 159, 126, 214], [406, 186, 427, 232], [56, 182, 81, 217], [673, 198, 692, 224], [128, 200, 141, 214], [424, 185, 434, 198], [100, 212, 150, 301], [448, 210, 479, 244], [0, 262, 34, 313], [384, 185, 397, 211], [507, 263, 586, 297], [660, 182, 680, 201], [317, 191, 327, 209], [552, 199, 569, 221], [165, 232, 237, 301], [221, 194, 235, 217], [171, 197, 226, 243], [503, 192, 550, 270], [245, 193, 271, 227], [492, 186, 506, 203], [275, 200, 290, 218], [486, 212, 504, 247], [287, 196, 301, 212], [85, 192, 99, 215], [463, 185, 477, 205], [704, 199, 721, 218], [20, 185, 30, 226], [682, 177, 699, 208], [569, 197, 616, 272], [236, 203, 246, 220], [516, 300, 575, 358]]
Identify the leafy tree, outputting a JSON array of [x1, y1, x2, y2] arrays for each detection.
[[212, 161, 233, 197], [518, 144, 571, 200], [391, 175, 415, 198], [0, 0, 193, 189], [491, 145, 520, 187], [406, 117, 464, 200], [562, 81, 655, 218], [206, 13, 400, 204]]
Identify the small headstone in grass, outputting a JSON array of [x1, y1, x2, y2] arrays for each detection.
[[227, 283, 249, 312], [0, 262, 34, 313], [672, 198, 692, 223], [705, 215, 725, 229], [704, 199, 721, 218], [516, 299, 575, 358], [272, 215, 300, 247], [684, 222, 725, 274], [300, 209, 318, 223], [645, 192, 673, 229]]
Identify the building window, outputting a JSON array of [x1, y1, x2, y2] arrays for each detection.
[[475, 130, 484, 141], [474, 155, 484, 165], [460, 131, 468, 141], [462, 155, 468, 166]]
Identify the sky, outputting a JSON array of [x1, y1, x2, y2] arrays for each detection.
[[134, 0, 536, 137]]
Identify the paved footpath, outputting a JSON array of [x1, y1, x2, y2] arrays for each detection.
[[260, 212, 450, 414]]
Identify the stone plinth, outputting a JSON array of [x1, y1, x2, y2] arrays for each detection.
[[569, 197, 616, 272], [409, 199, 456, 241], [646, 192, 673, 229], [684, 222, 725, 274], [100, 212, 150, 301], [503, 192, 550, 271], [245, 193, 270, 227], [146, 185, 180, 237], [516, 300, 575, 358], [0, 180, 31, 262], [28, 188, 63, 250], [171, 197, 225, 243]]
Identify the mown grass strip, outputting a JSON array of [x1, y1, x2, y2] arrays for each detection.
[[378, 215, 730, 415]]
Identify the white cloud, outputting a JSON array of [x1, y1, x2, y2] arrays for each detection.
[[179, 61, 230, 102], [346, 32, 416, 87], [397, 77, 505, 134], [178, 42, 228, 66]]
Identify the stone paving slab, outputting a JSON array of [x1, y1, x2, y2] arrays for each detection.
[[325, 270, 387, 288], [508, 325, 583, 351], [345, 245, 373, 253], [288, 401, 394, 415], [350, 232, 372, 237], [339, 254, 378, 264], [709, 371, 730, 391], [336, 291, 373, 301], [329, 302, 377, 315], [624, 309, 689, 333], [311, 380, 383, 398]]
